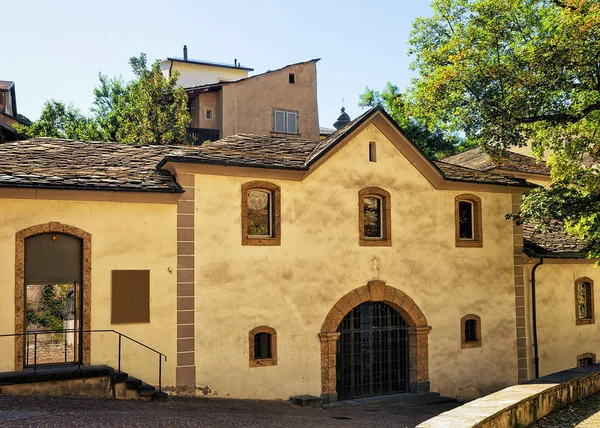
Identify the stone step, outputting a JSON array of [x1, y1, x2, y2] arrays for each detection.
[[324, 392, 455, 408], [290, 395, 321, 408]]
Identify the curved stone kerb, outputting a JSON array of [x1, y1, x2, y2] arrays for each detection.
[[320, 280, 428, 332]]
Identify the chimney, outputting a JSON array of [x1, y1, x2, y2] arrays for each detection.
[[234, 58, 237, 67], [183, 45, 188, 61]]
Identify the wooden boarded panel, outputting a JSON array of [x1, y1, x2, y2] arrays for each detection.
[[111, 270, 150, 324], [25, 233, 82, 284]]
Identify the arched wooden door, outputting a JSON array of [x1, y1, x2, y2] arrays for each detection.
[[336, 301, 409, 400]]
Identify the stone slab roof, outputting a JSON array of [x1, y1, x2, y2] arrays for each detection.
[[4, 108, 535, 192], [433, 160, 532, 187], [0, 81, 14, 91], [523, 220, 589, 256], [443, 148, 550, 175], [0, 138, 182, 193], [161, 133, 319, 170]]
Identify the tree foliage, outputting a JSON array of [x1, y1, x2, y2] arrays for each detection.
[[408, 0, 600, 256], [359, 82, 467, 159], [16, 54, 191, 145]]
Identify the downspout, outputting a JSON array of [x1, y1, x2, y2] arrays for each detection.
[[531, 256, 544, 379], [168, 60, 174, 78]]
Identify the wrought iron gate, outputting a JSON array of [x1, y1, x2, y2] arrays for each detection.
[[336, 302, 409, 400]]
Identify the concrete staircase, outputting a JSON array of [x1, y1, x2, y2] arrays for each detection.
[[0, 365, 166, 401]]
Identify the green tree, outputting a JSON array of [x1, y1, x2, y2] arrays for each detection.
[[16, 53, 191, 145], [91, 73, 128, 142], [14, 100, 101, 140], [408, 0, 600, 257], [359, 82, 466, 159], [117, 55, 191, 145]]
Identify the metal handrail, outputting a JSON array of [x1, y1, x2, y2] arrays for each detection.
[[0, 329, 167, 392]]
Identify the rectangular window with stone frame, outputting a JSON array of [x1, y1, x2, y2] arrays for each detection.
[[575, 278, 595, 325]]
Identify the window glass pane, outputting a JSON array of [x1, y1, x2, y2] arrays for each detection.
[[274, 111, 285, 133], [364, 196, 382, 238], [465, 319, 477, 342], [578, 283, 588, 318], [459, 201, 474, 239], [254, 332, 272, 359], [286, 112, 297, 134], [247, 190, 272, 237]]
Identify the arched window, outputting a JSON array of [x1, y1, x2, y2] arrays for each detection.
[[249, 326, 277, 367], [575, 277, 595, 325], [241, 181, 281, 246], [577, 352, 596, 367], [455, 194, 482, 247], [359, 187, 391, 246], [461, 314, 482, 348]]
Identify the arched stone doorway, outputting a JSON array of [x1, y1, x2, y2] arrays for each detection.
[[320, 280, 431, 404], [15, 222, 92, 370]]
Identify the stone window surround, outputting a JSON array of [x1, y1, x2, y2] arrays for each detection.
[[575, 277, 595, 326], [577, 352, 596, 366], [249, 326, 277, 367], [461, 314, 482, 349], [358, 187, 392, 247], [15, 222, 92, 370], [455, 194, 483, 247], [320, 280, 430, 405], [241, 181, 281, 246]]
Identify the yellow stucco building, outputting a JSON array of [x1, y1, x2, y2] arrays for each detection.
[[0, 107, 596, 404]]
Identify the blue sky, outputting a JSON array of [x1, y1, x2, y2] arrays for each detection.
[[2, 0, 433, 129]]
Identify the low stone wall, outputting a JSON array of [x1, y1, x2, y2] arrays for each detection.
[[418, 364, 600, 428]]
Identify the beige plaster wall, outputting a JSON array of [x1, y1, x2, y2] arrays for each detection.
[[0, 198, 178, 387], [161, 61, 249, 88], [523, 261, 600, 378], [220, 61, 319, 140], [192, 123, 518, 400]]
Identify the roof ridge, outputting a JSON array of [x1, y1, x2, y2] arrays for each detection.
[[184, 58, 320, 92]]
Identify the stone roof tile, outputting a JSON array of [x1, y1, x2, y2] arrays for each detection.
[[0, 138, 182, 193], [443, 148, 550, 175], [523, 220, 589, 256]]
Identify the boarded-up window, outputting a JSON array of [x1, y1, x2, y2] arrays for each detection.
[[111, 270, 150, 324]]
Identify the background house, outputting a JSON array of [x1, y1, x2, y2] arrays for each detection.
[[0, 80, 21, 142], [162, 47, 320, 143]]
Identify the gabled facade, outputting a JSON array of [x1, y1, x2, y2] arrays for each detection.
[[0, 107, 597, 404]]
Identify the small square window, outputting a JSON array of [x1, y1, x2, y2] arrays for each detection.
[[206, 110, 212, 120], [272, 109, 298, 134], [461, 314, 482, 348], [249, 326, 277, 367], [289, 73, 295, 84]]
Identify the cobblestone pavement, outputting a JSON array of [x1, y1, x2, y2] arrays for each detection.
[[531, 391, 600, 427], [0, 395, 460, 428]]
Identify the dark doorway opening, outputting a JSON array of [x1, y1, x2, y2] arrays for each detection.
[[24, 233, 83, 367], [336, 302, 409, 400]]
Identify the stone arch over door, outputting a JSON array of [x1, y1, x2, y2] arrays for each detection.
[[319, 280, 431, 404], [15, 222, 92, 370]]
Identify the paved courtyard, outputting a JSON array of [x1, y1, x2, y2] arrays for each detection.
[[531, 391, 600, 427], [0, 394, 460, 427]]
